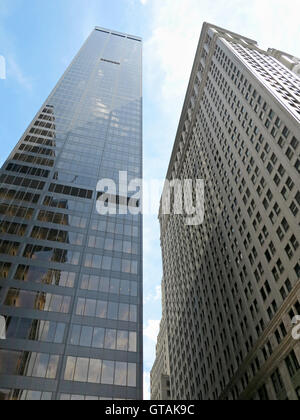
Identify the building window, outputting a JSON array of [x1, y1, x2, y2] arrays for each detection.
[[282, 126, 290, 138], [271, 369, 285, 395], [285, 351, 300, 378], [258, 384, 269, 400], [291, 136, 299, 150]]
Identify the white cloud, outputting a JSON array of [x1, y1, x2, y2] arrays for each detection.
[[0, 55, 6, 79], [140, 0, 148, 5], [143, 216, 160, 255], [7, 55, 33, 91], [144, 319, 160, 342], [144, 0, 300, 119], [152, 284, 161, 301], [144, 284, 161, 303], [0, 1, 33, 91], [79, 0, 103, 40]]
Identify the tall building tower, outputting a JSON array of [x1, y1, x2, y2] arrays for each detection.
[[150, 279, 171, 400], [0, 27, 143, 400], [154, 23, 300, 400]]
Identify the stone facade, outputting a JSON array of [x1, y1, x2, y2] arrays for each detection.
[[154, 22, 300, 400]]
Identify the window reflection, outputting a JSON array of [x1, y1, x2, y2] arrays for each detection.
[[70, 325, 81, 345], [96, 300, 108, 318], [100, 277, 110, 293], [117, 331, 128, 351], [84, 299, 96, 317], [54, 323, 65, 343], [23, 244, 80, 266], [114, 362, 127, 386], [122, 259, 131, 273], [18, 318, 32, 339], [92, 328, 105, 348], [102, 256, 112, 270], [4, 288, 71, 314], [69, 324, 136, 352], [0, 350, 20, 376], [76, 298, 85, 316], [0, 349, 59, 379], [64, 357, 76, 381], [80, 274, 137, 297], [47, 355, 59, 379], [119, 304, 129, 321], [5, 316, 65, 344], [127, 363, 137, 387], [74, 358, 89, 382], [32, 353, 49, 378], [0, 389, 52, 401], [101, 361, 114, 385], [129, 331, 137, 352], [75, 297, 137, 322], [108, 302, 118, 320], [110, 278, 120, 294], [64, 356, 137, 387], [130, 305, 137, 323], [0, 389, 12, 401], [88, 359, 102, 384], [104, 329, 116, 350], [80, 326, 93, 347], [120, 280, 130, 295], [0, 28, 143, 399], [89, 275, 99, 291]]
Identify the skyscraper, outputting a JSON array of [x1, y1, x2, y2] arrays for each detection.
[[150, 278, 171, 400], [153, 23, 300, 400], [0, 27, 143, 401]]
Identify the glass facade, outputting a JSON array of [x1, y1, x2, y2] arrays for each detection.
[[0, 27, 143, 400]]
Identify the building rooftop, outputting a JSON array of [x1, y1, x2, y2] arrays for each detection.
[[95, 26, 142, 41]]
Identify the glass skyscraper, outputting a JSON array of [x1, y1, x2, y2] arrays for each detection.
[[0, 27, 143, 400]]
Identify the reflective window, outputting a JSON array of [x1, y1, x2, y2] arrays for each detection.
[[104, 329, 116, 350], [88, 359, 102, 384], [15, 265, 76, 288], [70, 324, 81, 345], [0, 389, 52, 401], [69, 324, 136, 352], [64, 357, 76, 381], [114, 362, 127, 386], [74, 358, 89, 382], [80, 274, 137, 297], [0, 27, 142, 400], [0, 350, 59, 379], [127, 363, 137, 387], [96, 300, 108, 318], [80, 327, 93, 347], [101, 361, 114, 385], [92, 328, 105, 348], [4, 288, 71, 314], [64, 357, 137, 387]]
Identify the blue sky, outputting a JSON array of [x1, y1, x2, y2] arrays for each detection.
[[0, 0, 300, 399]]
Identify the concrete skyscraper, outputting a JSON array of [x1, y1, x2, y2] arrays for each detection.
[[152, 23, 300, 400], [0, 27, 143, 400], [150, 278, 171, 400]]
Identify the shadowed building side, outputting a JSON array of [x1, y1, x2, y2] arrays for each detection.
[[152, 22, 300, 401]]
